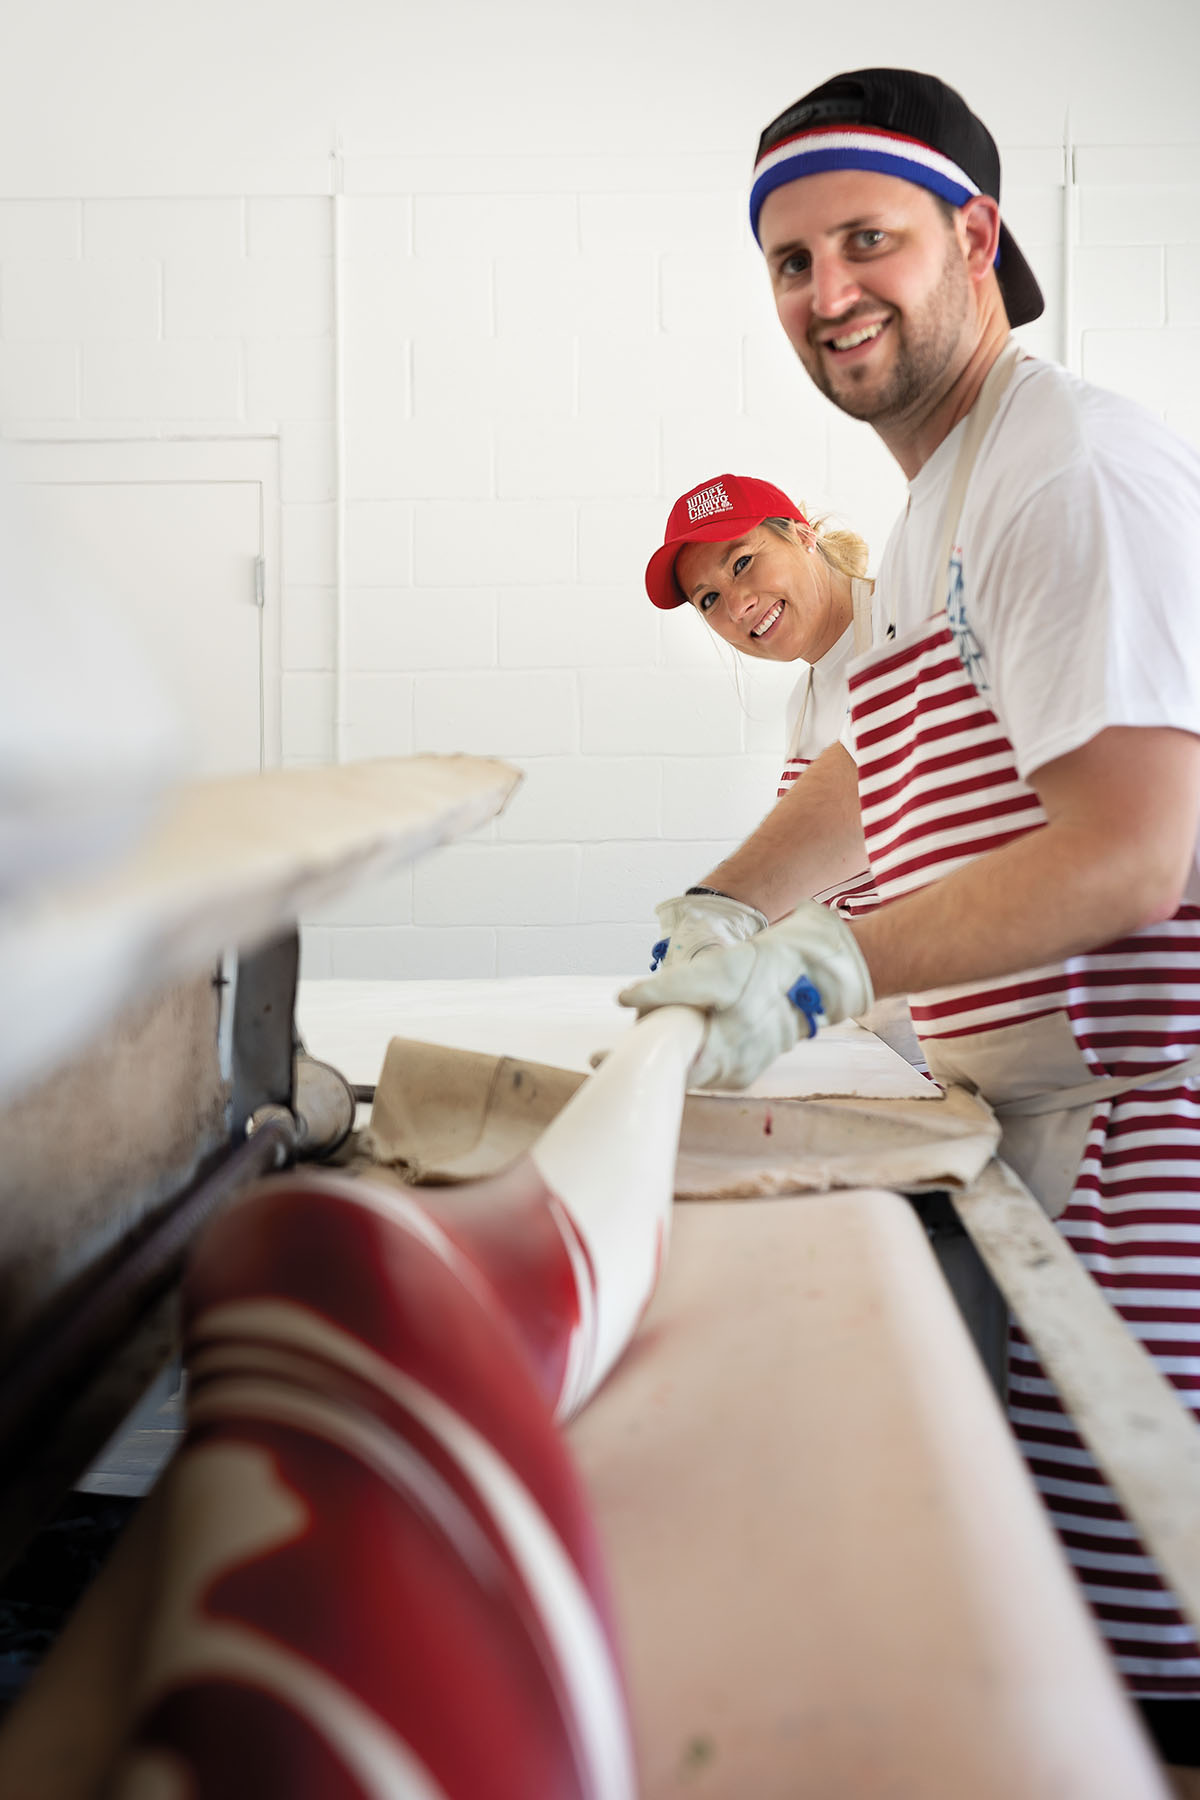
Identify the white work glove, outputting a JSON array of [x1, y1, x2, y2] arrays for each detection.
[[650, 890, 768, 971], [621, 900, 873, 1090]]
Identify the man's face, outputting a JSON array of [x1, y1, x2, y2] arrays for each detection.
[[758, 169, 974, 424]]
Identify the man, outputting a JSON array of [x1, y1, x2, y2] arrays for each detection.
[[622, 68, 1200, 1769]]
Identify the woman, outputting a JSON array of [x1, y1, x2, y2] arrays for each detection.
[[647, 472, 872, 805], [643, 471, 918, 1060]]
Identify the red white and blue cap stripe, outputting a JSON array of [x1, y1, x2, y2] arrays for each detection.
[[750, 125, 981, 244]]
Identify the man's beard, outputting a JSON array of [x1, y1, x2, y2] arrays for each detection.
[[802, 238, 971, 425]]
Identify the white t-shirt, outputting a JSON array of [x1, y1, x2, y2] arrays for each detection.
[[782, 620, 858, 767], [783, 578, 888, 770], [871, 354, 1200, 897]]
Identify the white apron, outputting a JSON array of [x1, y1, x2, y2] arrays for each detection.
[[846, 344, 1200, 1698]]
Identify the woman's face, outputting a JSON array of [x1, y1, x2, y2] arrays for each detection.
[[674, 524, 836, 663]]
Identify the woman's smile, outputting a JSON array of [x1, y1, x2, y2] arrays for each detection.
[[751, 600, 785, 640]]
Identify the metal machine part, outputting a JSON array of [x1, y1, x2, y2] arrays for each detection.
[[908, 1189, 1009, 1397], [0, 930, 305, 1575]]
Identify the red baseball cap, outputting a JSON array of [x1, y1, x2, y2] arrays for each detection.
[[644, 473, 808, 610]]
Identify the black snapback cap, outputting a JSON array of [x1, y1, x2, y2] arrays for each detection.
[[751, 68, 1044, 328]]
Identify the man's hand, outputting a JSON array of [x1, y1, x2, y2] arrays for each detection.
[[622, 901, 873, 1089], [650, 890, 768, 970]]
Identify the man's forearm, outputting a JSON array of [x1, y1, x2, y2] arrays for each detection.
[[853, 727, 1200, 999], [699, 742, 868, 923]]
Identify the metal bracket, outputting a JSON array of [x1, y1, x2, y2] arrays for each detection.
[[230, 930, 299, 1139]]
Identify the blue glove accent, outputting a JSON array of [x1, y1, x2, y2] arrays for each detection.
[[786, 974, 823, 1039], [650, 937, 670, 972]]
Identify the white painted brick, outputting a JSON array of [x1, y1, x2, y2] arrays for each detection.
[[164, 258, 333, 337], [1081, 327, 1200, 414], [0, 201, 81, 260], [247, 198, 332, 260], [579, 841, 735, 924], [1001, 184, 1064, 249], [577, 334, 739, 418], [281, 671, 334, 760], [347, 500, 413, 584], [343, 257, 492, 338], [329, 925, 496, 979], [298, 927, 334, 979], [85, 199, 243, 260], [280, 421, 335, 502], [414, 672, 577, 757], [412, 335, 573, 416], [345, 333, 410, 429], [282, 586, 335, 670], [1080, 186, 1200, 247], [346, 412, 492, 500], [661, 411, 830, 509], [414, 193, 578, 257], [342, 674, 415, 759], [345, 151, 742, 199], [413, 843, 580, 927], [347, 588, 496, 671], [282, 503, 336, 584], [1168, 245, 1200, 325], [579, 190, 742, 254], [0, 344, 77, 418], [1074, 245, 1164, 329], [1074, 148, 1200, 187], [246, 339, 333, 419], [339, 198, 413, 261], [308, 866, 413, 927], [496, 416, 656, 500], [660, 247, 774, 335], [578, 497, 668, 584], [824, 412, 910, 570], [1, 419, 150, 443], [3, 262, 159, 340], [740, 659, 803, 750], [496, 924, 651, 978], [414, 500, 575, 585], [742, 325, 832, 427], [497, 757, 661, 842], [662, 754, 782, 839], [1002, 147, 1067, 187], [581, 670, 741, 755], [494, 255, 655, 336], [657, 607, 740, 670], [81, 340, 240, 419], [498, 585, 657, 669]]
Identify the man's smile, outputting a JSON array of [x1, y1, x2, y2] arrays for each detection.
[[819, 317, 891, 359]]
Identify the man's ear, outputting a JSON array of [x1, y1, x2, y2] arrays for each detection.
[[959, 194, 1002, 285]]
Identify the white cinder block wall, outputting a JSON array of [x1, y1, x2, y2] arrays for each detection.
[[1, 0, 1197, 981]]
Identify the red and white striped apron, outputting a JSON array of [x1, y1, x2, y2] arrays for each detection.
[[846, 350, 1200, 1697]]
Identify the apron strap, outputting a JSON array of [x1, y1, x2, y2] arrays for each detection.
[[784, 664, 816, 761], [931, 339, 1023, 616], [996, 1044, 1200, 1117], [850, 576, 875, 656]]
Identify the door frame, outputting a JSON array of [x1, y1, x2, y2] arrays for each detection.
[[4, 435, 282, 769]]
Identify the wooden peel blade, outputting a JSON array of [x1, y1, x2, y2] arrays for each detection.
[[0, 755, 520, 1105]]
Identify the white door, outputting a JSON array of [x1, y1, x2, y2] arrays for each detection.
[[9, 439, 280, 776]]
